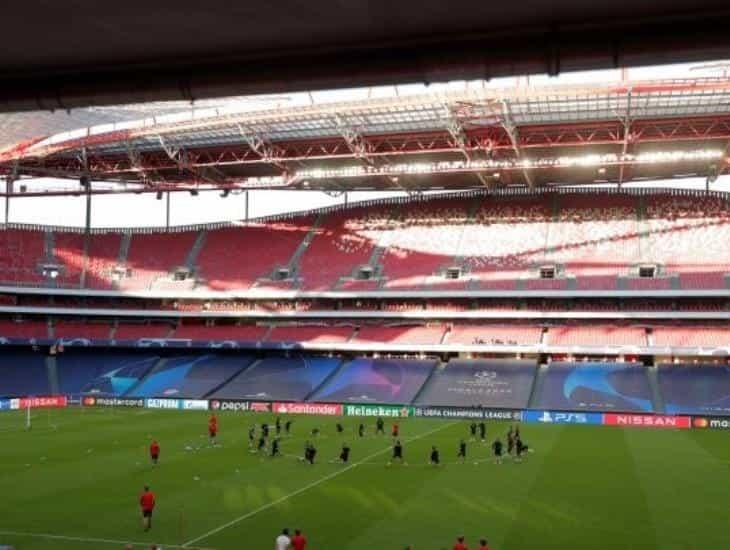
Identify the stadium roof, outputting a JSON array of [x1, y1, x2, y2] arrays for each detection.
[[1, 1, 730, 112], [3, 76, 730, 195]]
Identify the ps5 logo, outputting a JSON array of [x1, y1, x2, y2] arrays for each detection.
[[536, 411, 590, 424]]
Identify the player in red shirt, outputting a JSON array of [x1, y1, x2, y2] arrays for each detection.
[[291, 528, 307, 550], [139, 485, 156, 531], [208, 414, 218, 444], [478, 538, 491, 550], [149, 440, 160, 466], [392, 422, 399, 438], [453, 535, 469, 550]]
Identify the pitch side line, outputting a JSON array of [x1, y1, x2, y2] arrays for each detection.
[[182, 421, 456, 547], [0, 529, 212, 549]]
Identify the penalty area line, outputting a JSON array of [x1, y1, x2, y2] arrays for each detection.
[[0, 529, 212, 549], [182, 421, 456, 547]]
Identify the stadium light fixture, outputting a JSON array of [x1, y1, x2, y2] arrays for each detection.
[[289, 149, 724, 181], [220, 188, 230, 198], [155, 191, 163, 200], [189, 189, 199, 196]]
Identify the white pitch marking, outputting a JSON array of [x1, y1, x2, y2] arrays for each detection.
[[182, 421, 456, 547], [0, 529, 212, 549]]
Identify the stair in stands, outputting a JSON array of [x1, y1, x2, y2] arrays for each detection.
[[408, 360, 441, 404], [123, 357, 167, 397], [527, 364, 549, 409], [186, 230, 207, 271], [287, 214, 324, 273], [646, 365, 665, 414], [302, 357, 349, 402], [46, 355, 59, 395], [44, 230, 55, 261], [203, 359, 260, 398], [118, 233, 132, 264]]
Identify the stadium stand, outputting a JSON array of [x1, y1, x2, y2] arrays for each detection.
[[114, 322, 172, 340], [209, 355, 341, 401], [129, 354, 250, 398], [85, 233, 122, 289], [0, 191, 728, 291], [56, 349, 145, 394], [0, 229, 46, 285], [445, 324, 543, 345], [77, 353, 160, 396], [0, 350, 49, 396], [414, 359, 537, 408], [122, 232, 198, 290], [298, 207, 391, 290], [310, 357, 437, 404], [651, 325, 730, 347], [353, 325, 446, 345], [265, 325, 355, 344], [536, 361, 654, 412], [547, 325, 647, 347], [53, 319, 112, 340], [380, 198, 470, 290], [53, 232, 85, 287], [658, 364, 730, 415], [170, 322, 268, 341], [0, 319, 49, 339], [196, 217, 313, 290]]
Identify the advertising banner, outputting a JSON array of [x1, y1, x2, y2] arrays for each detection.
[[412, 407, 522, 421], [523, 410, 603, 425], [13, 396, 68, 409], [343, 404, 413, 418], [82, 397, 144, 408], [182, 400, 209, 411], [603, 414, 691, 429], [273, 402, 343, 416], [0, 399, 10, 410], [145, 398, 182, 410], [691, 416, 730, 430], [209, 400, 272, 413]]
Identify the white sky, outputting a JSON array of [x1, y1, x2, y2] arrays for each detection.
[[8, 60, 730, 229]]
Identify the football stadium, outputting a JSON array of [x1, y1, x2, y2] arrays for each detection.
[[1, 5, 730, 549]]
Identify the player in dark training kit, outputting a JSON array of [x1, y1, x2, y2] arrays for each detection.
[[337, 443, 351, 464], [285, 420, 292, 435], [515, 436, 529, 461], [270, 438, 281, 458], [376, 417, 385, 435], [492, 438, 504, 464], [255, 435, 266, 454], [469, 422, 477, 440], [457, 439, 467, 464], [388, 440, 405, 465], [336, 422, 344, 435], [248, 426, 256, 449], [302, 441, 317, 465], [429, 446, 441, 466], [507, 427, 515, 455], [479, 421, 486, 442], [262, 423, 269, 439], [275, 417, 281, 436], [358, 423, 365, 438]]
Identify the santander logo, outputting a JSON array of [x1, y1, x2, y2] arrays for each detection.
[[273, 402, 342, 416]]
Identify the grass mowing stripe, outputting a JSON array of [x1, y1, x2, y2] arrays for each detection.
[[0, 529, 212, 549], [182, 421, 457, 547]]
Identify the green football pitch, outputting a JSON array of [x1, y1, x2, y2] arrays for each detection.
[[0, 408, 727, 550]]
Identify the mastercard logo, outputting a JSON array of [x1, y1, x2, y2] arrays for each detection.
[[693, 418, 708, 428]]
